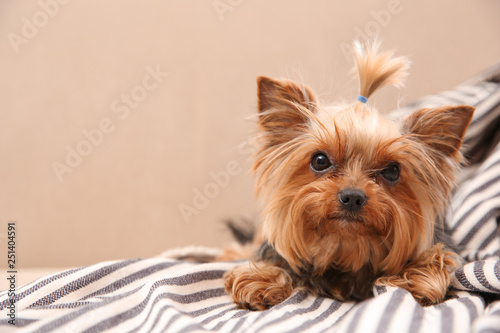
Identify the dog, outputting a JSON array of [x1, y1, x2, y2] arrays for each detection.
[[222, 41, 474, 310]]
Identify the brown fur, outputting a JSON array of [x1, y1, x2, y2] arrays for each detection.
[[223, 41, 475, 309]]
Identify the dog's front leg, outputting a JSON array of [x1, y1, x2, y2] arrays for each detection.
[[224, 262, 294, 310], [375, 244, 461, 306]]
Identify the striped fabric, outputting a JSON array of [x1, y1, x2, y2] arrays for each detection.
[[2, 67, 500, 332]]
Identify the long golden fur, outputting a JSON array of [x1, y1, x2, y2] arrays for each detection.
[[223, 41, 475, 310]]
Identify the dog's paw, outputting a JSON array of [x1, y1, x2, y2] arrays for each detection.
[[375, 244, 460, 306], [376, 273, 445, 306], [224, 264, 293, 310]]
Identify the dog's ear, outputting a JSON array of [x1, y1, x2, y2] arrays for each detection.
[[257, 76, 318, 132], [404, 105, 475, 159]]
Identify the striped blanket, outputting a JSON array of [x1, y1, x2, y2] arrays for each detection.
[[2, 66, 500, 332]]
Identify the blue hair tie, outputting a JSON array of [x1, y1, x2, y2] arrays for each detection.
[[357, 95, 368, 104]]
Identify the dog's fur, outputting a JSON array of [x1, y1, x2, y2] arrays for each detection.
[[223, 41, 474, 310]]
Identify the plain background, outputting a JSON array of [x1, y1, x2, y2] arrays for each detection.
[[1, 0, 500, 271]]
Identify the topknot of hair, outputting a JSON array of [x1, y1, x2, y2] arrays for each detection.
[[353, 40, 410, 100]]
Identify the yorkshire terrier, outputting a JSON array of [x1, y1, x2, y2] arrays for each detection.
[[222, 41, 475, 310]]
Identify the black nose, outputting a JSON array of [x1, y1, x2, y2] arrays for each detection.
[[338, 188, 367, 212]]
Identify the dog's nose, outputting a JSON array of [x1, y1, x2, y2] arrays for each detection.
[[338, 188, 367, 212]]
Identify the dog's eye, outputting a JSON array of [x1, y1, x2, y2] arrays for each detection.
[[380, 163, 400, 183], [311, 153, 332, 172]]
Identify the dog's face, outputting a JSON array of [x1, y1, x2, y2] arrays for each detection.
[[254, 76, 474, 276]]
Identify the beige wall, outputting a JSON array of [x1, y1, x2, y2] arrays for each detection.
[[1, 0, 500, 268]]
